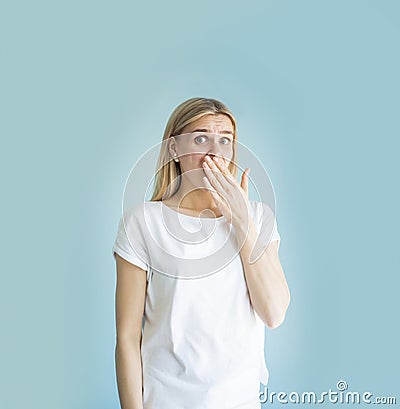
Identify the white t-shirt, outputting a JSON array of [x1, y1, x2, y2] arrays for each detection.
[[112, 200, 281, 409]]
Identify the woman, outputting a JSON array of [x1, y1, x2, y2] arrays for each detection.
[[112, 97, 290, 409]]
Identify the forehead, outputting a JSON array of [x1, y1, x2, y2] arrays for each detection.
[[184, 114, 234, 133]]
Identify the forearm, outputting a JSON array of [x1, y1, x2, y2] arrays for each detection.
[[115, 339, 144, 409], [235, 219, 290, 328]]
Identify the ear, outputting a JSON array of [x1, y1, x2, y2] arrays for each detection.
[[168, 137, 177, 157]]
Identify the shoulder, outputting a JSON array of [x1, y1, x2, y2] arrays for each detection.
[[252, 200, 275, 216], [123, 200, 161, 222], [248, 200, 277, 234], [248, 200, 275, 219], [119, 201, 161, 239]]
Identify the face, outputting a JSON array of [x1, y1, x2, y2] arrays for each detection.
[[169, 114, 235, 187]]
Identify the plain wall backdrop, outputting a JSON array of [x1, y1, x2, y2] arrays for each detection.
[[1, 1, 399, 408]]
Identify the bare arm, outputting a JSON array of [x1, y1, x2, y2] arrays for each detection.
[[236, 219, 290, 329], [114, 253, 147, 409]]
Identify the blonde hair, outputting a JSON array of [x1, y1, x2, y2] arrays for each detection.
[[150, 97, 238, 201]]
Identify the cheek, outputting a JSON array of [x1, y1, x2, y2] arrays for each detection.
[[222, 148, 234, 161], [180, 153, 204, 168]]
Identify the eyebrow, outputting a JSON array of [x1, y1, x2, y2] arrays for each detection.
[[191, 128, 234, 136]]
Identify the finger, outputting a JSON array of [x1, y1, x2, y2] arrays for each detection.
[[202, 176, 223, 205], [203, 158, 225, 192], [203, 177, 232, 222], [208, 155, 237, 186]]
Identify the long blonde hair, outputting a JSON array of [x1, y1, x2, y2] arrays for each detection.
[[150, 97, 238, 201]]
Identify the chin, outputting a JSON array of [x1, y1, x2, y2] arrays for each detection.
[[182, 167, 205, 187]]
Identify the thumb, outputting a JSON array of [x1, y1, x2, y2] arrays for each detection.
[[241, 168, 250, 195]]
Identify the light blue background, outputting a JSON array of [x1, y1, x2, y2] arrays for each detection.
[[1, 1, 399, 408]]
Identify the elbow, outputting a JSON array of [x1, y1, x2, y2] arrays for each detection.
[[266, 292, 291, 330], [115, 331, 142, 348], [266, 313, 286, 329]]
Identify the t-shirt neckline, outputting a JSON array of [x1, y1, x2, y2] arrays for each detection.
[[159, 201, 225, 221]]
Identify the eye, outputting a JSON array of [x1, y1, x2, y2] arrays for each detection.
[[194, 134, 208, 144], [220, 137, 232, 145]]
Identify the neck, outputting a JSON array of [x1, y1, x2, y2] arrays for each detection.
[[168, 177, 217, 211]]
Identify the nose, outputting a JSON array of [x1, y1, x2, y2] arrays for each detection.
[[207, 152, 222, 159], [207, 139, 223, 158]]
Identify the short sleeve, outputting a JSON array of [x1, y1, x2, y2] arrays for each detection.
[[112, 209, 150, 273], [259, 202, 281, 252]]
